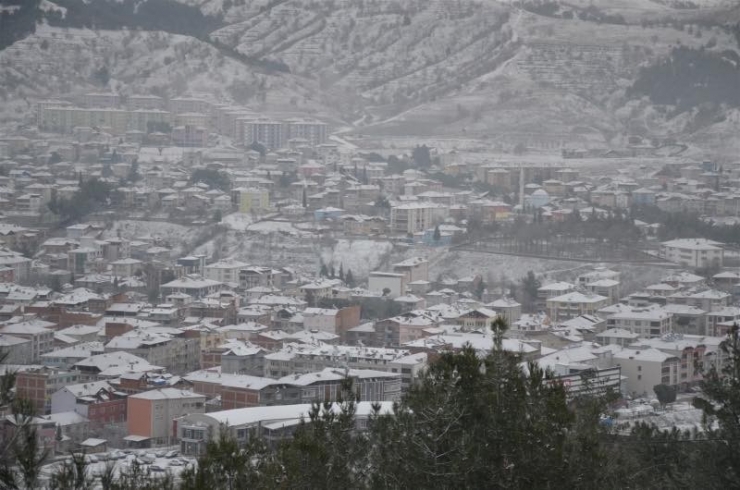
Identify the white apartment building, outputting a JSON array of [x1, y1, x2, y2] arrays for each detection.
[[368, 272, 407, 298], [605, 307, 673, 338], [285, 119, 328, 146], [546, 292, 611, 322], [613, 347, 680, 396], [390, 203, 449, 234], [204, 259, 250, 284], [660, 239, 724, 268]]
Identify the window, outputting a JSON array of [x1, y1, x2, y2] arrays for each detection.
[[637, 366, 641, 372], [637, 375, 642, 381]]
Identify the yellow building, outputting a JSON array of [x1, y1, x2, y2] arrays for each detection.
[[237, 188, 269, 214]]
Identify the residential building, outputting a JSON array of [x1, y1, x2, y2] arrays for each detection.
[[392, 257, 429, 283], [659, 239, 724, 268], [15, 367, 79, 414], [0, 319, 55, 362], [605, 307, 673, 338], [390, 203, 449, 234], [50, 380, 127, 427], [613, 347, 680, 396], [0, 334, 33, 364], [127, 389, 206, 446], [368, 272, 407, 298], [546, 292, 611, 322], [177, 402, 393, 455], [204, 259, 249, 284]]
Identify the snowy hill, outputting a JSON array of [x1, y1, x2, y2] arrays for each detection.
[[1, 0, 740, 153]]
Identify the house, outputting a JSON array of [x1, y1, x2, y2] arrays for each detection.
[[127, 389, 206, 446], [50, 380, 127, 427], [488, 297, 522, 326], [456, 308, 499, 330]]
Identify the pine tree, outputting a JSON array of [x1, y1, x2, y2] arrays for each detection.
[[330, 264, 336, 279], [338, 263, 344, 281], [345, 269, 355, 288], [320, 264, 329, 277], [433, 224, 441, 242], [693, 323, 740, 486]]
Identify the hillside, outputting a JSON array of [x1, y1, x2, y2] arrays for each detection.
[[1, 0, 740, 153]]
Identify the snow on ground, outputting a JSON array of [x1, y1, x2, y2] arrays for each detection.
[[104, 220, 193, 248], [429, 249, 671, 289], [246, 220, 310, 236], [321, 239, 393, 279], [221, 212, 254, 232]]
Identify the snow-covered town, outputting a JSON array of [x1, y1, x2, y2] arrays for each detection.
[[1, 86, 739, 465], [3, 0, 740, 487]]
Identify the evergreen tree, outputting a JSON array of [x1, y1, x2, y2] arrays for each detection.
[[521, 270, 541, 311], [693, 323, 740, 486], [330, 264, 336, 279], [338, 263, 345, 281], [433, 224, 441, 242], [345, 269, 355, 288], [320, 264, 329, 277]]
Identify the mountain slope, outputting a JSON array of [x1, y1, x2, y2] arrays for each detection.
[[1, 0, 740, 154]]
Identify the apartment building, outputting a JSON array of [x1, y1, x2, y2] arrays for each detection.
[[177, 402, 393, 456], [285, 119, 328, 146], [546, 292, 611, 322], [537, 282, 575, 311], [204, 259, 250, 284], [262, 344, 427, 389], [605, 307, 673, 338], [392, 257, 429, 283], [613, 347, 680, 396], [15, 367, 79, 414], [127, 389, 206, 446], [104, 329, 200, 374], [215, 368, 401, 410], [234, 187, 270, 214], [0, 319, 55, 362], [660, 239, 724, 268], [242, 118, 284, 149], [390, 203, 449, 234]]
